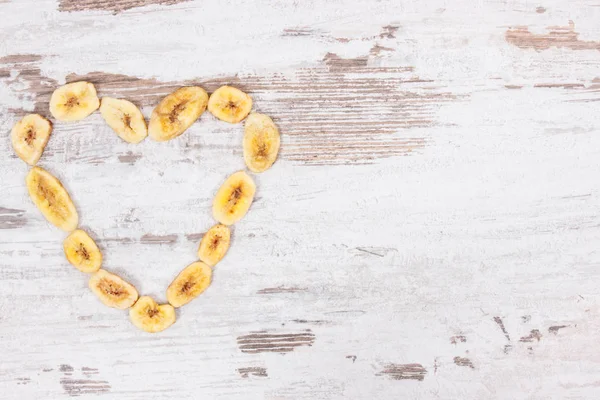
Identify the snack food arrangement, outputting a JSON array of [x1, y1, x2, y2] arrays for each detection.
[[11, 82, 281, 333]]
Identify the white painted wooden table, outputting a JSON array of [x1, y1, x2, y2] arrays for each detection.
[[1, 0, 600, 398]]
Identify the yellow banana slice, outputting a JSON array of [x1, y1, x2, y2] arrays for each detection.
[[49, 81, 100, 122], [207, 85, 252, 123], [148, 86, 208, 141], [89, 269, 139, 309], [63, 229, 102, 273], [212, 171, 256, 225], [129, 296, 176, 333], [197, 224, 231, 267], [166, 261, 212, 308], [26, 166, 78, 231], [11, 114, 53, 166], [243, 113, 280, 173], [99, 97, 147, 143]]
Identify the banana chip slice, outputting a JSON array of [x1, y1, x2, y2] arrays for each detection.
[[26, 166, 78, 231], [64, 229, 102, 273], [166, 262, 212, 308], [100, 97, 147, 143], [243, 113, 280, 173], [197, 224, 231, 267], [148, 86, 208, 141], [212, 171, 256, 226], [49, 81, 100, 122], [89, 269, 139, 309], [130, 296, 176, 333], [11, 114, 52, 166], [208, 85, 252, 124]]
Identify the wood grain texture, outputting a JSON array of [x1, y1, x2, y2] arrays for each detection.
[[0, 50, 447, 165], [506, 21, 600, 51], [2, 0, 600, 399], [58, 0, 190, 13]]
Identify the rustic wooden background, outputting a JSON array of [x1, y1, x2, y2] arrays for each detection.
[[1, 0, 600, 398]]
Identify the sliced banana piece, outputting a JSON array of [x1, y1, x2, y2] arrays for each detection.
[[212, 171, 256, 225], [129, 296, 176, 333], [243, 113, 280, 173], [166, 262, 212, 308], [64, 229, 102, 273], [100, 97, 147, 144], [49, 81, 100, 122], [89, 269, 139, 309], [197, 224, 231, 267], [26, 166, 78, 231], [148, 86, 208, 141], [11, 114, 53, 166], [207, 85, 252, 124]]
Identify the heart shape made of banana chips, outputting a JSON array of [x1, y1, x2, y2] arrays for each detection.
[[11, 81, 281, 333]]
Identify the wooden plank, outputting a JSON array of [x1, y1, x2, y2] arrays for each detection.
[[1, 0, 600, 398]]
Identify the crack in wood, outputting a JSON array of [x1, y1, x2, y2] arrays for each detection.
[[493, 316, 511, 342], [139, 233, 178, 244], [291, 319, 330, 325], [534, 83, 586, 89], [370, 44, 395, 56], [548, 325, 569, 335], [185, 232, 205, 242], [257, 286, 308, 294], [519, 329, 542, 343], [453, 356, 475, 369], [379, 25, 400, 39], [354, 247, 386, 257], [377, 363, 427, 381], [117, 151, 142, 164], [281, 27, 315, 37], [450, 335, 467, 344], [100, 237, 134, 244], [237, 330, 315, 354], [237, 367, 268, 378]]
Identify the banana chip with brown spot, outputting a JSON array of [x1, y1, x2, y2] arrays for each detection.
[[49, 81, 100, 122], [26, 166, 78, 232], [197, 224, 231, 267], [148, 86, 208, 141], [243, 113, 280, 173], [11, 114, 53, 166], [212, 171, 256, 226], [207, 86, 252, 123], [129, 296, 176, 333], [64, 229, 102, 273], [100, 97, 147, 143], [89, 269, 138, 309], [166, 262, 212, 308]]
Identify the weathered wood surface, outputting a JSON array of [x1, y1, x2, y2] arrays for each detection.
[[1, 0, 600, 398]]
